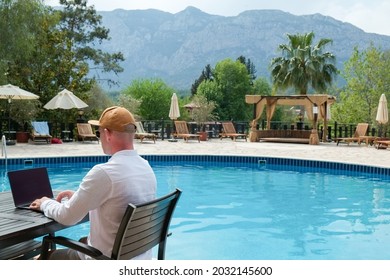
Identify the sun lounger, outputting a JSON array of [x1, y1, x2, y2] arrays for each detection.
[[219, 122, 247, 141], [334, 123, 369, 145], [174, 121, 200, 142], [135, 121, 156, 143], [77, 123, 99, 143], [30, 121, 52, 144]]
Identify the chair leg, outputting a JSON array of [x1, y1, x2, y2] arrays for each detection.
[[40, 234, 56, 260], [40, 236, 51, 260]]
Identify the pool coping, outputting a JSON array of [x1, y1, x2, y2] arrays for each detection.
[[1, 154, 390, 177]]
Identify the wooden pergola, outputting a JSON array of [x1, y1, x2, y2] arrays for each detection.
[[245, 94, 336, 143]]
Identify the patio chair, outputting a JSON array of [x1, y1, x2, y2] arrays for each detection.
[[334, 123, 369, 145], [39, 188, 182, 260], [135, 121, 156, 143], [219, 121, 247, 141], [77, 123, 99, 143], [174, 121, 200, 142], [30, 121, 52, 144]]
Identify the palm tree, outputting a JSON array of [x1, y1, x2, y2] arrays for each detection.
[[270, 32, 337, 95]]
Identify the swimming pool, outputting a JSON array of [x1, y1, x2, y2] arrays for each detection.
[[1, 155, 390, 259]]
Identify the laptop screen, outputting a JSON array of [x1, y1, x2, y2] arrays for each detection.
[[7, 167, 54, 207]]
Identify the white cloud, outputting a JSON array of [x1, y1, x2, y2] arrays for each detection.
[[346, 2, 390, 35], [316, 0, 390, 35]]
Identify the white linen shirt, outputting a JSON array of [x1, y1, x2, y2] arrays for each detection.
[[40, 149, 157, 259]]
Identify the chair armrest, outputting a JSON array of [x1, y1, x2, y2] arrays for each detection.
[[41, 235, 111, 260]]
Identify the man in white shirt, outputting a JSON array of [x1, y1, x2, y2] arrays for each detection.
[[30, 106, 157, 259]]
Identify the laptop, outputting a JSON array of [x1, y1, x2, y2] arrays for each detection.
[[7, 167, 54, 209]]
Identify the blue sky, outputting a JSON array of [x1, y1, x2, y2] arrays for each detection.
[[45, 0, 390, 36]]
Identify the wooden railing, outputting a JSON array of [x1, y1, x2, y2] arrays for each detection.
[[132, 120, 384, 142]]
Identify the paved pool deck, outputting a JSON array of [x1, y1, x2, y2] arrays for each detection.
[[2, 138, 389, 168]]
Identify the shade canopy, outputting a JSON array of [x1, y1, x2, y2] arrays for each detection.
[[0, 84, 39, 100], [44, 89, 88, 110], [246, 94, 336, 142], [169, 92, 180, 120], [376, 94, 388, 125], [246, 94, 336, 125]]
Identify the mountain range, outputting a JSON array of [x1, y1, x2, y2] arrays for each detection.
[[97, 6, 390, 91]]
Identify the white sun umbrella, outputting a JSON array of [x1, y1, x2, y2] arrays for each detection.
[[376, 94, 388, 137], [44, 89, 88, 110], [0, 84, 39, 141], [0, 84, 39, 100], [169, 93, 180, 140], [376, 94, 388, 124], [44, 89, 88, 138], [169, 92, 180, 120]]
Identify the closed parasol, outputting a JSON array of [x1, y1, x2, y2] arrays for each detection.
[[376, 94, 388, 137], [169, 92, 180, 120], [168, 93, 180, 141], [376, 94, 388, 125]]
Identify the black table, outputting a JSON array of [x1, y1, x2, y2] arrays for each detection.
[[0, 192, 88, 249]]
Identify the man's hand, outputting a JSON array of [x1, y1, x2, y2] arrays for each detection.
[[56, 190, 75, 203], [29, 197, 50, 211]]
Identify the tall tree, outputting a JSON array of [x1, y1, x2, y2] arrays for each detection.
[[0, 0, 50, 129], [6, 6, 66, 105], [122, 78, 174, 120], [332, 45, 390, 124], [55, 0, 124, 90], [252, 77, 272, 96], [190, 64, 213, 96], [270, 32, 337, 95], [1, 0, 125, 124], [83, 84, 113, 120], [198, 59, 251, 121], [237, 55, 257, 85], [0, 0, 46, 86]]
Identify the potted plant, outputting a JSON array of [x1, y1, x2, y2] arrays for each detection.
[[10, 100, 41, 143], [191, 94, 217, 141]]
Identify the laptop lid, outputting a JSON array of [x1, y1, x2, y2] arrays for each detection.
[[7, 167, 54, 208]]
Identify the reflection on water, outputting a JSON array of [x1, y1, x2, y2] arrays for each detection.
[[1, 170, 7, 192], [154, 165, 390, 260]]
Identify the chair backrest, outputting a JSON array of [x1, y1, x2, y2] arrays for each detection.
[[222, 122, 237, 134], [174, 121, 189, 134], [111, 188, 182, 260], [135, 121, 146, 134], [31, 121, 50, 135], [354, 123, 369, 137], [77, 123, 94, 135]]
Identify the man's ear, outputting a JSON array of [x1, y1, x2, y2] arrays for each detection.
[[103, 128, 111, 141]]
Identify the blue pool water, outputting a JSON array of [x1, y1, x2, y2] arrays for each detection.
[[2, 158, 390, 260]]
